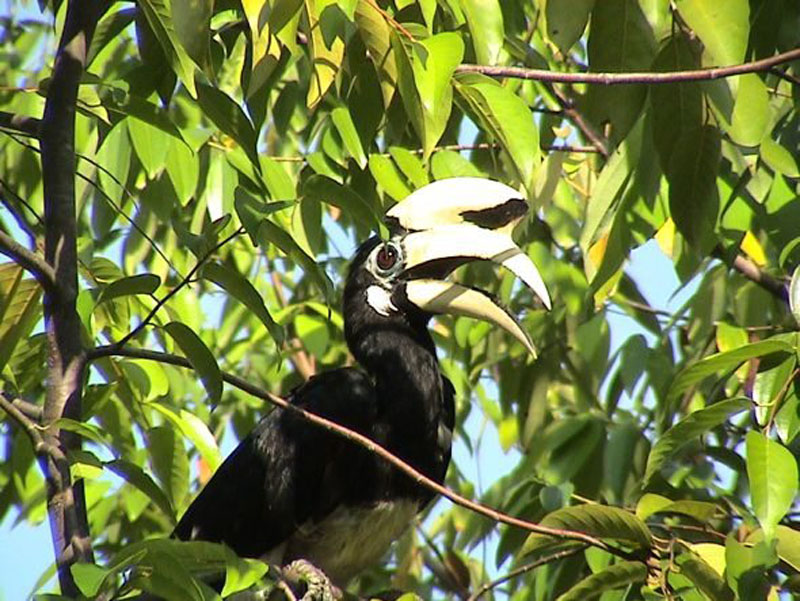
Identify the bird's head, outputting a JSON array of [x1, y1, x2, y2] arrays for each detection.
[[344, 177, 550, 361]]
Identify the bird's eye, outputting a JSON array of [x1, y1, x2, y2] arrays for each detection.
[[374, 242, 401, 275]]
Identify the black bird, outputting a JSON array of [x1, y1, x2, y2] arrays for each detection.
[[172, 178, 551, 595]]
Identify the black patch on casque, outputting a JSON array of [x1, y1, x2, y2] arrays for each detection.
[[461, 198, 527, 229]]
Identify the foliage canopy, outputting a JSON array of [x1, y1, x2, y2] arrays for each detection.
[[1, 0, 800, 599]]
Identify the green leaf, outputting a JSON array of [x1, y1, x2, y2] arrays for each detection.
[[196, 83, 259, 168], [331, 106, 367, 168], [269, 0, 304, 34], [675, 0, 749, 66], [430, 149, 484, 179], [666, 340, 793, 408], [521, 504, 652, 558], [388, 147, 428, 188], [171, 0, 213, 70], [667, 124, 721, 253], [557, 561, 647, 601], [201, 261, 284, 345], [650, 33, 703, 170], [636, 493, 720, 523], [369, 154, 412, 200], [127, 116, 170, 179], [393, 32, 464, 158], [748, 525, 800, 573], [53, 418, 114, 452], [234, 188, 294, 242], [97, 273, 160, 303], [579, 119, 643, 251], [256, 220, 334, 302], [545, 0, 594, 54], [221, 548, 270, 597], [137, 0, 198, 95], [760, 138, 800, 177], [677, 550, 734, 601], [147, 425, 190, 510], [301, 174, 381, 232], [457, 77, 539, 188], [70, 563, 108, 597], [0, 263, 42, 372], [644, 398, 751, 484], [746, 431, 798, 541], [729, 74, 769, 147], [165, 136, 199, 205], [354, 0, 397, 107], [725, 536, 777, 598], [461, 0, 504, 65], [163, 322, 222, 406], [88, 7, 136, 66], [150, 403, 223, 473], [106, 458, 175, 520], [586, 0, 655, 141], [306, 0, 345, 108]]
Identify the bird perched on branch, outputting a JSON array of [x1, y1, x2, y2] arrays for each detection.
[[172, 177, 551, 598]]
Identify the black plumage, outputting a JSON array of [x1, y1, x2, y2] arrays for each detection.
[[174, 237, 455, 585], [172, 177, 550, 592]]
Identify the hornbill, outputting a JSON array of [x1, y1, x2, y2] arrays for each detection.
[[173, 177, 551, 595]]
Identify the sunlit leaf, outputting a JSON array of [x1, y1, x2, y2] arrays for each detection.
[[201, 261, 284, 345], [137, 0, 198, 95], [557, 561, 647, 601], [746, 431, 798, 541], [675, 0, 749, 66], [644, 398, 751, 484], [163, 322, 222, 406]]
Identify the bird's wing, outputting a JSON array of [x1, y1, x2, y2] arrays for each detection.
[[173, 367, 379, 559]]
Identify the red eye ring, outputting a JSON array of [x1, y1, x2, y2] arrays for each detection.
[[375, 243, 399, 272]]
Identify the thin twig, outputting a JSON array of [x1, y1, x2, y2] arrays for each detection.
[[364, 0, 414, 41], [12, 397, 44, 420], [456, 47, 800, 85], [550, 87, 609, 157], [0, 177, 44, 225], [467, 545, 587, 601], [0, 230, 57, 292], [769, 67, 800, 88], [416, 524, 470, 601], [270, 270, 315, 379], [716, 249, 789, 304], [116, 227, 244, 348], [0, 110, 41, 137], [74, 156, 181, 277], [87, 345, 641, 560]]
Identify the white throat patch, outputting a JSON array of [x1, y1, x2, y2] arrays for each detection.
[[366, 285, 397, 316]]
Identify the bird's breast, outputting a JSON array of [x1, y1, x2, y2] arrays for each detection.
[[283, 499, 419, 585]]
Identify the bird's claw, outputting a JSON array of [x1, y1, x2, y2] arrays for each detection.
[[282, 559, 341, 601]]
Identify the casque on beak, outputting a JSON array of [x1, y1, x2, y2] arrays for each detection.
[[386, 177, 550, 356]]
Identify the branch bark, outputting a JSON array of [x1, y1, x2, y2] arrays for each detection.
[[87, 345, 639, 560], [0, 230, 56, 292], [456, 47, 800, 85], [38, 0, 104, 594], [0, 110, 41, 137]]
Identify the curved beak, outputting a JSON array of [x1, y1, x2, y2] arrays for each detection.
[[387, 177, 550, 356]]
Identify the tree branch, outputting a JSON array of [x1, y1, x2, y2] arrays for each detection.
[[0, 392, 89, 580], [548, 86, 610, 157], [115, 227, 244, 348], [456, 47, 800, 85], [39, 0, 104, 593], [467, 545, 587, 601], [0, 230, 56, 292], [715, 248, 789, 304], [87, 345, 640, 560], [0, 110, 41, 137]]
